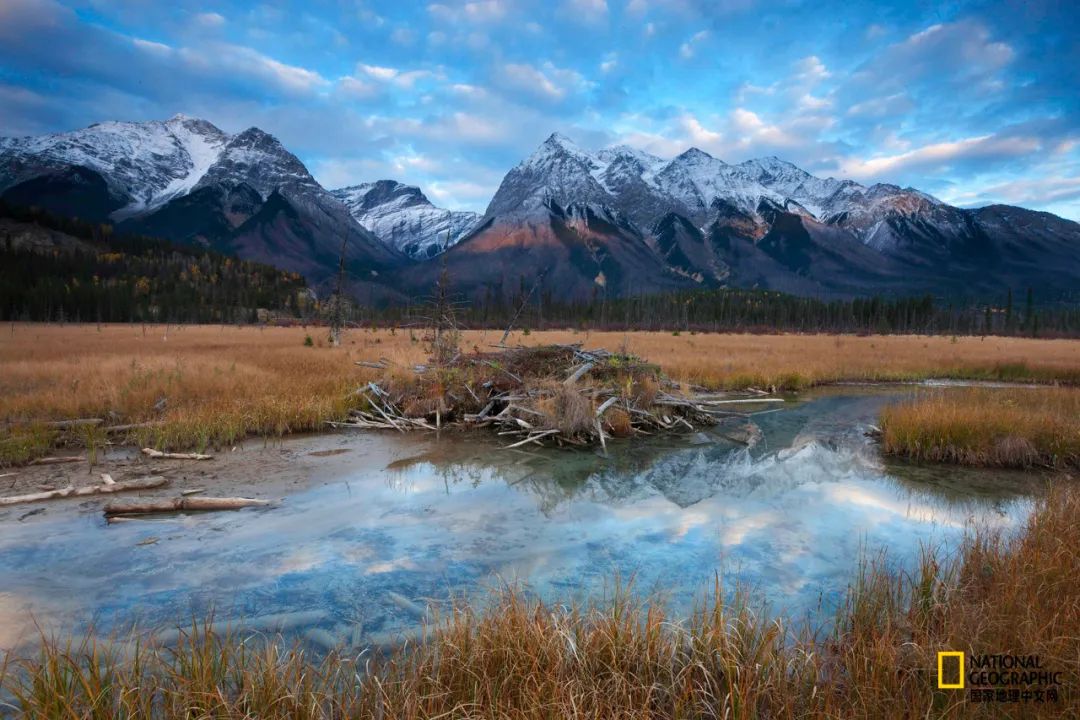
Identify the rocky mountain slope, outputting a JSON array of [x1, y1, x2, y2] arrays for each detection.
[[0, 115, 404, 295], [331, 180, 480, 259], [442, 133, 1078, 300], [403, 200, 693, 304]]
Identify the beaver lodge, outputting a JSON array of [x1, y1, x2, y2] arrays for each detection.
[[338, 344, 778, 450]]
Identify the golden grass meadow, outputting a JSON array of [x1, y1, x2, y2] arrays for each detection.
[[2, 323, 1079, 465], [2, 323, 1080, 718]]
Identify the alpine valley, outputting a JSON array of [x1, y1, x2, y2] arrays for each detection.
[[2, 117, 1077, 303]]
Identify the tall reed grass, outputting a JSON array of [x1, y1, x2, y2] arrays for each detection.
[[881, 387, 1080, 468], [3, 485, 1077, 718]]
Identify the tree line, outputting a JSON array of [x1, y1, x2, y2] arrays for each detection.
[[0, 201, 308, 324], [361, 284, 1080, 338]]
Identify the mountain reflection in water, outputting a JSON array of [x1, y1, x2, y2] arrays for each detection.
[[0, 389, 1046, 653]]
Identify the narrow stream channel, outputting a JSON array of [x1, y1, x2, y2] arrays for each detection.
[[0, 387, 1048, 652]]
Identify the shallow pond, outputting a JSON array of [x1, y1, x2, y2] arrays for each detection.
[[0, 388, 1048, 652]]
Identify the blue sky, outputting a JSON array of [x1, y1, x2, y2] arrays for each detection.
[[1, 0, 1078, 218]]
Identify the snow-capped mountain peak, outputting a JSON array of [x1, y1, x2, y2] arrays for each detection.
[[0, 115, 234, 218], [332, 180, 481, 259], [0, 116, 337, 221], [675, 147, 716, 162]]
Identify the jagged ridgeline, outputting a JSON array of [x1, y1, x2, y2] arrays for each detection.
[[0, 201, 308, 323]]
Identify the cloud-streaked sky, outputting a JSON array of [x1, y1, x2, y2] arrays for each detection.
[[1, 0, 1078, 218]]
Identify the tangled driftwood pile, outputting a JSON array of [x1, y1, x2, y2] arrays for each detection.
[[337, 344, 779, 450]]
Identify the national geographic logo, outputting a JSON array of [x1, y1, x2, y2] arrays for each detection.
[[938, 652, 964, 689], [937, 652, 1063, 705]]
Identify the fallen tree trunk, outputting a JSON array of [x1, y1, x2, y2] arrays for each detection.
[[0, 476, 168, 507], [104, 496, 271, 516], [30, 456, 83, 466], [142, 448, 213, 461], [103, 422, 162, 433]]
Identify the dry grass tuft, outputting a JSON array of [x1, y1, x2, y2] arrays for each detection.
[[604, 407, 633, 437], [534, 381, 596, 435], [881, 387, 1080, 468], [3, 484, 1078, 718]]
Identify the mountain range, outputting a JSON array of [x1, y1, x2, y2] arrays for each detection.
[[1, 117, 1077, 303]]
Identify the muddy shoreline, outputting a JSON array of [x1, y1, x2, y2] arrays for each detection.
[[0, 431, 439, 524]]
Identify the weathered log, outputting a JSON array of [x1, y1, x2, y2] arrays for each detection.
[[103, 421, 162, 433], [564, 362, 594, 386], [0, 476, 168, 507], [699, 398, 785, 405], [30, 456, 82, 466], [142, 448, 213, 460], [503, 430, 559, 449], [362, 391, 405, 433], [104, 496, 271, 516], [595, 396, 619, 417]]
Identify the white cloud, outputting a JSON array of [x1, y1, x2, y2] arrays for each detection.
[[131, 39, 329, 95], [730, 107, 763, 133], [846, 92, 911, 118], [794, 55, 830, 82], [428, 1, 508, 23], [797, 93, 831, 111], [679, 114, 722, 147], [132, 37, 171, 56], [194, 12, 225, 28], [390, 27, 415, 45], [864, 23, 886, 40], [464, 0, 508, 21], [426, 179, 494, 208], [450, 83, 485, 97], [498, 61, 588, 102], [851, 20, 1015, 95], [336, 75, 379, 99], [679, 30, 707, 59], [982, 176, 1080, 206], [357, 63, 441, 89], [562, 0, 608, 23], [840, 134, 1042, 178], [220, 46, 328, 93]]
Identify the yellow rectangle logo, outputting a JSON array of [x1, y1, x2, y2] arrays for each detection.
[[938, 651, 965, 689]]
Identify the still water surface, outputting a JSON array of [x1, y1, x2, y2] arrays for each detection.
[[0, 388, 1045, 650]]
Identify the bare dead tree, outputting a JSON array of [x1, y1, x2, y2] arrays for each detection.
[[328, 234, 348, 347], [429, 261, 462, 367], [498, 268, 547, 347]]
